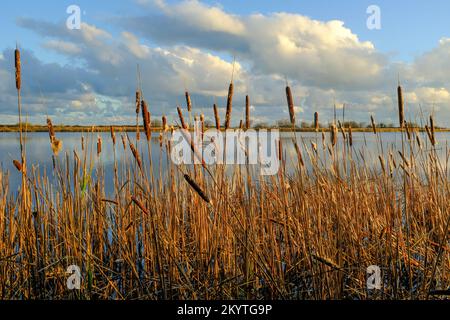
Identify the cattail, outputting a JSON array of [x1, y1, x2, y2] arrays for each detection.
[[397, 84, 404, 128], [128, 137, 143, 171], [338, 120, 346, 140], [405, 121, 411, 140], [348, 126, 353, 147], [200, 114, 205, 138], [135, 91, 141, 114], [286, 85, 296, 126], [13, 160, 22, 172], [245, 95, 250, 130], [239, 120, 243, 130], [278, 139, 283, 161], [110, 126, 116, 145], [379, 155, 386, 175], [330, 124, 337, 147], [314, 112, 319, 132], [425, 125, 436, 147], [162, 115, 167, 132], [430, 115, 436, 146], [141, 100, 151, 140], [81, 135, 85, 151], [213, 104, 220, 130], [47, 117, 62, 155], [185, 91, 192, 113], [184, 174, 212, 204], [131, 196, 149, 215], [225, 82, 234, 129], [51, 139, 62, 156], [177, 106, 188, 130], [121, 134, 127, 150], [15, 48, 21, 91], [370, 115, 377, 134], [293, 140, 304, 167], [47, 118, 55, 143], [398, 151, 409, 167], [97, 136, 102, 156], [159, 132, 163, 148]]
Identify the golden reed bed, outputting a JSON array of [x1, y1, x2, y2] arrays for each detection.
[[0, 48, 448, 300]]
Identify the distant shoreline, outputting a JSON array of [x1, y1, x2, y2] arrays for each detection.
[[0, 125, 449, 133]]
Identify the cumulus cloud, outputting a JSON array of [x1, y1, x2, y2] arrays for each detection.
[[0, 0, 448, 127]]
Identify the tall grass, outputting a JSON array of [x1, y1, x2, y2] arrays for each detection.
[[0, 53, 448, 300]]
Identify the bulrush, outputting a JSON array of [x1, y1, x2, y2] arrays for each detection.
[[185, 91, 192, 113], [141, 100, 151, 140], [177, 106, 188, 130], [47, 117, 62, 155], [13, 160, 22, 172], [330, 124, 337, 147], [314, 112, 319, 132], [397, 83, 405, 128], [97, 136, 102, 156], [110, 126, 116, 146], [348, 126, 353, 147], [162, 115, 168, 132], [128, 135, 143, 172], [213, 104, 220, 130], [136, 91, 141, 140], [370, 115, 377, 134], [245, 95, 250, 130], [286, 84, 296, 126], [225, 82, 234, 129], [15, 47, 21, 91], [121, 134, 127, 150], [184, 174, 212, 204], [430, 115, 436, 146]]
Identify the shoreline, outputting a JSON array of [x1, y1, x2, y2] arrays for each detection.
[[0, 125, 449, 133]]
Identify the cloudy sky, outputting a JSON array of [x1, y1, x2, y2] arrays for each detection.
[[0, 0, 450, 127]]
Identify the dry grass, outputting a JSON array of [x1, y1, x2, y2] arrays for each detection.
[[0, 53, 448, 301]]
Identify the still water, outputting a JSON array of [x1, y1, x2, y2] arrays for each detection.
[[1, 131, 448, 194]]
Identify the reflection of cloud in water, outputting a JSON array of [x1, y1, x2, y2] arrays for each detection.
[[0, 132, 448, 194]]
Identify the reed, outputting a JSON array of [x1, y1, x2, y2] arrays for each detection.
[[245, 95, 250, 130], [225, 82, 234, 129], [213, 104, 220, 130], [398, 83, 405, 128], [286, 85, 296, 126]]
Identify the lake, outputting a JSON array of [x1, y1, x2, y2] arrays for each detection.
[[1, 131, 448, 195]]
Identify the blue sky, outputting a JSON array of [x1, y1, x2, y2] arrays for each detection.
[[0, 0, 449, 126]]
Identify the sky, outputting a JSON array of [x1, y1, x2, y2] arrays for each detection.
[[0, 0, 450, 127]]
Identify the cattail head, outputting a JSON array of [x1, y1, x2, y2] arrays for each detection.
[[185, 91, 192, 113], [184, 174, 212, 204], [370, 115, 377, 135], [162, 115, 168, 132], [330, 124, 337, 147], [47, 117, 55, 143], [128, 135, 143, 171], [397, 84, 404, 128], [225, 82, 234, 129], [314, 112, 319, 132], [286, 85, 296, 126], [97, 136, 102, 156], [213, 104, 220, 130], [177, 106, 188, 130], [110, 126, 116, 145], [245, 95, 250, 130], [135, 91, 141, 114], [15, 48, 21, 91], [13, 160, 22, 172], [348, 126, 353, 147], [141, 100, 151, 140], [51, 139, 63, 156], [121, 134, 127, 150]]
